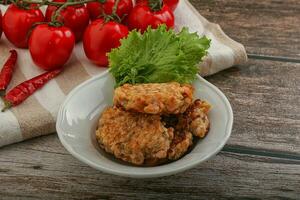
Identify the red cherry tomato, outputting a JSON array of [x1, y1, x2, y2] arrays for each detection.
[[127, 4, 174, 32], [2, 4, 44, 48], [87, 0, 133, 21], [163, 0, 179, 11], [29, 24, 75, 71], [83, 19, 129, 66], [45, 0, 90, 42], [0, 10, 2, 39], [136, 0, 179, 11]]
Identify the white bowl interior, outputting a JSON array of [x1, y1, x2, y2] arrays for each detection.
[[56, 71, 233, 178]]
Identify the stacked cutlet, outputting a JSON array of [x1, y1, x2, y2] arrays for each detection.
[[96, 82, 211, 166]]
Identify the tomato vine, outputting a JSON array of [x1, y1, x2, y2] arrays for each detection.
[[0, 0, 107, 24]]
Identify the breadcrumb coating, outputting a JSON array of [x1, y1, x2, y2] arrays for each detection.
[[178, 99, 211, 138], [168, 131, 193, 160], [96, 83, 211, 166], [96, 107, 174, 165], [113, 82, 194, 115]]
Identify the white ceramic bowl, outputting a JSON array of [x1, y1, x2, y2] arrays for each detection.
[[56, 70, 233, 178]]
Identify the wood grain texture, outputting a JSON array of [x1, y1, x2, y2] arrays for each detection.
[[207, 59, 300, 153], [190, 0, 300, 59], [0, 134, 299, 200]]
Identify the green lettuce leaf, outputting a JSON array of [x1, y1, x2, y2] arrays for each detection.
[[109, 25, 211, 87]]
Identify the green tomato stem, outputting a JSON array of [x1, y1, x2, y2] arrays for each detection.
[[149, 0, 163, 12], [51, 0, 95, 24], [112, 0, 120, 15]]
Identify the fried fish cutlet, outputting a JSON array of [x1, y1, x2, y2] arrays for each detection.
[[96, 107, 174, 165], [178, 99, 211, 138], [168, 130, 193, 160], [113, 82, 194, 115]]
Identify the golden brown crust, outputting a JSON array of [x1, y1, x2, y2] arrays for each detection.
[[96, 107, 174, 165], [176, 99, 211, 138], [168, 131, 193, 160], [113, 82, 194, 115], [97, 84, 211, 166]]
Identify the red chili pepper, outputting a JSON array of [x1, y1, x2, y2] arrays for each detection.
[[0, 50, 18, 96], [1, 69, 62, 112]]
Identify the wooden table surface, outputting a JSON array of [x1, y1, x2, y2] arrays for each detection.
[[1, 0, 300, 199]]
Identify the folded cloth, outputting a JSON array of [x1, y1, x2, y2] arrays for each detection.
[[0, 0, 247, 147]]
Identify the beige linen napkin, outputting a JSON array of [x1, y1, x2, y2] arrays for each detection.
[[0, 0, 247, 147]]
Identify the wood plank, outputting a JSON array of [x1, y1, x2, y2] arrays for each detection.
[[206, 59, 300, 153], [190, 0, 300, 59], [0, 134, 299, 199]]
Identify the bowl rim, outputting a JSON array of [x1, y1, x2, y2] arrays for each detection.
[[56, 70, 233, 178]]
